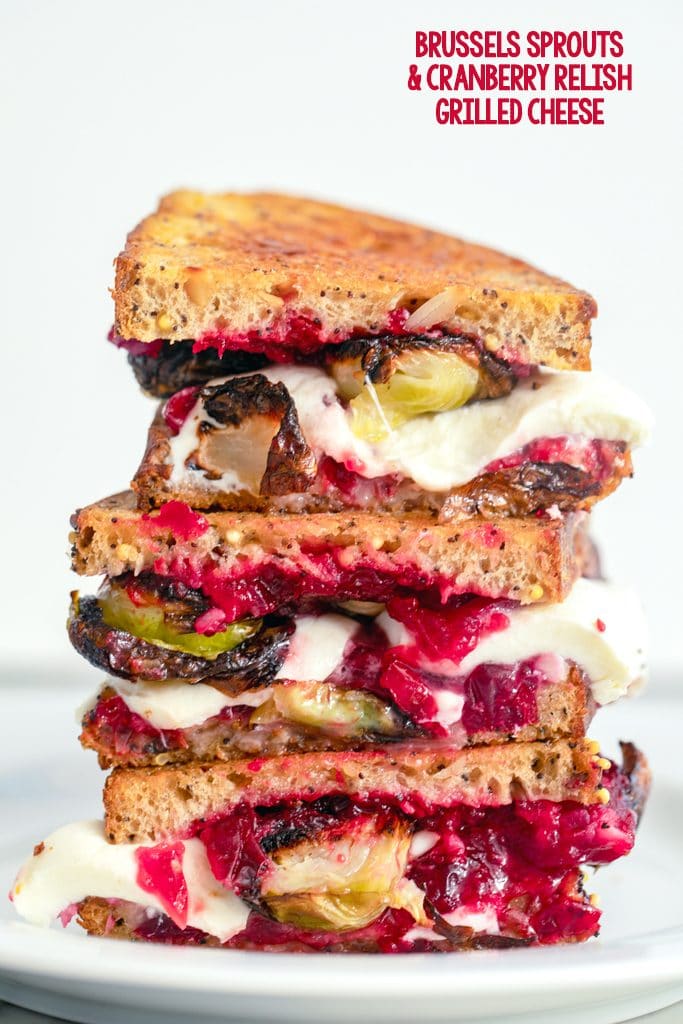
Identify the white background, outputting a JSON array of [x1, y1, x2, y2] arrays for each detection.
[[1, 0, 681, 678]]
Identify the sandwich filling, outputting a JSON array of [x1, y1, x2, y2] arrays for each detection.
[[115, 326, 514, 398], [11, 745, 647, 951], [74, 578, 646, 765], [132, 366, 650, 517]]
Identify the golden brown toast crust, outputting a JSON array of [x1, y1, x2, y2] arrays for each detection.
[[114, 192, 595, 370], [70, 491, 587, 604], [103, 739, 605, 843]]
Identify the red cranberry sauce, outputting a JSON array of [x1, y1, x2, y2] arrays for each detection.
[[82, 695, 186, 757], [346, 651, 546, 739], [405, 797, 628, 944], [193, 606, 229, 636], [162, 387, 201, 434], [485, 437, 626, 482], [461, 661, 543, 734], [341, 595, 546, 739], [136, 842, 188, 928], [130, 772, 637, 949], [108, 310, 435, 366], [134, 912, 211, 946], [361, 656, 546, 739], [316, 455, 403, 505], [155, 557, 436, 622], [192, 309, 413, 361], [387, 594, 512, 663], [142, 502, 210, 541], [107, 327, 164, 358]]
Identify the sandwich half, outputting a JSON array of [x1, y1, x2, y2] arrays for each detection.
[[110, 192, 598, 396], [11, 741, 649, 951]]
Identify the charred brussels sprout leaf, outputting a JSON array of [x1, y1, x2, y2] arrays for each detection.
[[261, 817, 428, 931], [346, 350, 480, 442], [98, 585, 259, 659], [250, 682, 404, 738]]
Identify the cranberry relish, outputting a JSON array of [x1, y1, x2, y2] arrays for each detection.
[[119, 754, 643, 951], [193, 308, 415, 360], [71, 563, 524, 674], [152, 550, 502, 623], [112, 309, 448, 369]]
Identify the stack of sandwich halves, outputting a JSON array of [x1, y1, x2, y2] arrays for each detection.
[[13, 194, 653, 951]]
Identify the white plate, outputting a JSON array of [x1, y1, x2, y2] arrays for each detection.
[[0, 675, 682, 1024]]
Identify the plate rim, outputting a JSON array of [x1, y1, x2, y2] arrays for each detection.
[[1, 920, 682, 999]]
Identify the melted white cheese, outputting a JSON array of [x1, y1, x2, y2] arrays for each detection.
[[442, 906, 500, 934], [167, 366, 652, 494], [274, 614, 358, 682], [11, 820, 250, 942], [432, 690, 465, 728], [104, 678, 271, 730], [409, 831, 440, 859], [402, 925, 448, 942], [372, 369, 652, 492], [377, 578, 647, 706]]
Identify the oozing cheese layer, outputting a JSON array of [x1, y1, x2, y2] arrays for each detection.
[[10, 820, 250, 942], [99, 579, 646, 734], [108, 679, 272, 730], [378, 578, 647, 706], [168, 367, 652, 494], [274, 613, 358, 681], [462, 580, 646, 705]]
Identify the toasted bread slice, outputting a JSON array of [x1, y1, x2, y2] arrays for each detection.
[[103, 738, 606, 843], [81, 665, 594, 769], [113, 191, 595, 370], [70, 492, 589, 606]]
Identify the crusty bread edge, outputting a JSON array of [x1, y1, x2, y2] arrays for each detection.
[[103, 739, 605, 843], [70, 492, 586, 605]]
